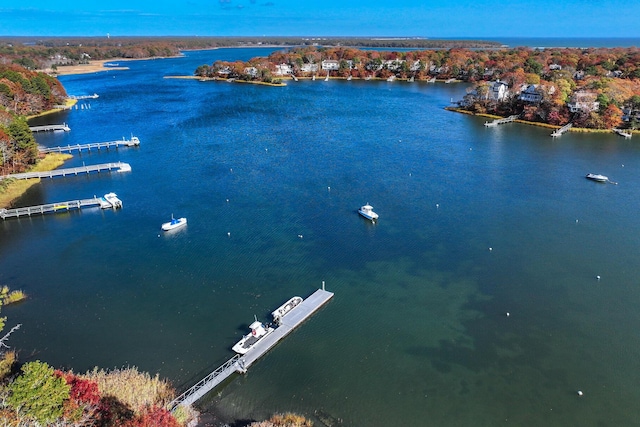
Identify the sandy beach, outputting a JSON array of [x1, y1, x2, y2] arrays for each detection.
[[52, 59, 131, 76]]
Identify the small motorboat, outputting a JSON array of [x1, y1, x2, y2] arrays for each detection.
[[101, 192, 122, 209], [162, 215, 187, 231], [358, 204, 379, 221], [232, 319, 274, 354], [272, 296, 303, 325], [585, 173, 609, 183]]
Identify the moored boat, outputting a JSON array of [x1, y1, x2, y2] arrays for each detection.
[[232, 319, 274, 354], [272, 296, 303, 325], [102, 192, 122, 209], [585, 173, 608, 182], [358, 204, 379, 221], [162, 215, 187, 231]]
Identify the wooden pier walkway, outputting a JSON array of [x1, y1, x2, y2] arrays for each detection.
[[484, 115, 519, 127], [29, 123, 70, 133], [0, 195, 119, 220], [0, 162, 131, 181], [167, 287, 334, 411], [551, 123, 572, 137], [69, 94, 99, 100], [39, 136, 140, 154]]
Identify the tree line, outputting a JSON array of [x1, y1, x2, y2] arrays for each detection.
[[196, 45, 640, 129]]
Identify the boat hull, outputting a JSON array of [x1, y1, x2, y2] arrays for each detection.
[[162, 218, 187, 231], [586, 174, 608, 182]]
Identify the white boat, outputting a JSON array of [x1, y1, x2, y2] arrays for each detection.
[[272, 296, 303, 325], [101, 192, 122, 209], [347, 75, 352, 81], [232, 319, 274, 354], [386, 75, 396, 81], [585, 173, 608, 182], [358, 204, 379, 221], [162, 215, 187, 231]]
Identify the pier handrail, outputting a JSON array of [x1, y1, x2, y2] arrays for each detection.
[[166, 354, 241, 411]]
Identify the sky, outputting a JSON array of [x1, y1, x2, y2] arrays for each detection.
[[1, 0, 639, 39]]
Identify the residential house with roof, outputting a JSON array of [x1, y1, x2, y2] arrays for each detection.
[[300, 63, 318, 73], [487, 80, 510, 102], [274, 63, 293, 75], [567, 90, 599, 113], [519, 84, 555, 103], [321, 60, 340, 71]]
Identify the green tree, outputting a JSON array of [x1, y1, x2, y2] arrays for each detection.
[[7, 361, 71, 424], [7, 118, 38, 165]]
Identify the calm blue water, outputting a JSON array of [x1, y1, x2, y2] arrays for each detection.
[[3, 48, 640, 426]]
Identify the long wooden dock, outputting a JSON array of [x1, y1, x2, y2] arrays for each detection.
[[29, 123, 70, 132], [39, 136, 140, 154], [167, 287, 334, 411], [551, 122, 572, 137], [0, 195, 120, 220], [0, 162, 131, 181], [484, 115, 519, 127]]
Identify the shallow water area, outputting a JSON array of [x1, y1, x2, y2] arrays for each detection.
[[2, 48, 640, 426]]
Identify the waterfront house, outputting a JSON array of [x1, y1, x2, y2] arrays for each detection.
[[488, 80, 510, 102], [244, 67, 258, 78], [274, 63, 293, 75], [567, 90, 599, 113], [321, 60, 340, 71], [300, 63, 319, 73], [622, 106, 640, 122]]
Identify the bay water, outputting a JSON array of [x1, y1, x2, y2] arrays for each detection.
[[2, 48, 640, 426]]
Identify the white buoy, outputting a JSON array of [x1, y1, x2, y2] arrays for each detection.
[[506, 312, 510, 317], [298, 234, 303, 239], [328, 186, 330, 191], [489, 247, 493, 251], [576, 219, 579, 223], [577, 390, 583, 396], [226, 199, 229, 203], [436, 204, 439, 208], [227, 232, 231, 237], [596, 275, 601, 280]]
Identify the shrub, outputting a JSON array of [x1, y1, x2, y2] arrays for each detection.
[[82, 366, 175, 412]]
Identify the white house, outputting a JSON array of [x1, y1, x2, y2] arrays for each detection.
[[300, 63, 318, 73], [488, 81, 510, 102], [568, 90, 599, 113], [274, 63, 293, 75], [321, 60, 340, 71], [244, 67, 258, 77]]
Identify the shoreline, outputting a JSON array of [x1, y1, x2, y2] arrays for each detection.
[[50, 54, 182, 76], [444, 107, 638, 134], [0, 153, 73, 209]]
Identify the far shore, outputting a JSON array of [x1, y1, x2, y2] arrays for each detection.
[[50, 55, 181, 76]]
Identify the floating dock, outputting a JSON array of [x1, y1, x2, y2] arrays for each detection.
[[167, 287, 334, 411], [39, 136, 140, 154], [551, 122, 572, 137], [0, 193, 122, 220], [612, 128, 632, 138], [69, 94, 99, 100], [0, 162, 131, 181], [484, 115, 519, 127], [29, 123, 70, 133]]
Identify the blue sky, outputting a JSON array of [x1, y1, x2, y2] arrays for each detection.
[[1, 0, 638, 38]]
